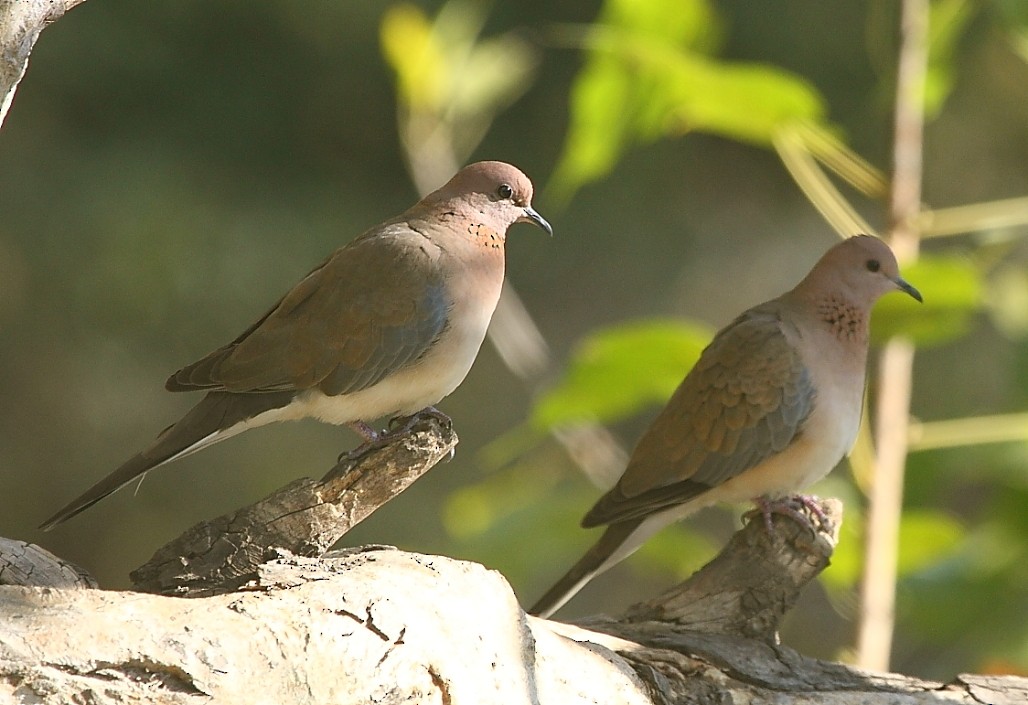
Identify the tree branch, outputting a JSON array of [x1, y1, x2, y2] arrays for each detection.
[[129, 416, 457, 597], [0, 0, 87, 129], [4, 499, 1027, 704], [860, 0, 929, 670]]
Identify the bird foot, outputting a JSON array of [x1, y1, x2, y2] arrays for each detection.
[[337, 421, 391, 463], [388, 406, 453, 434], [746, 494, 832, 536], [337, 408, 454, 464]]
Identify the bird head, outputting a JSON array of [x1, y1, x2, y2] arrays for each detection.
[[428, 161, 552, 237], [811, 234, 922, 305]]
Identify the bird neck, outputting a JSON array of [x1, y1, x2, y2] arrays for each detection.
[[786, 281, 870, 346], [814, 293, 870, 345]]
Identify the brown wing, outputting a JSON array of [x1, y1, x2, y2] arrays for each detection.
[[166, 226, 450, 395], [583, 305, 814, 527]]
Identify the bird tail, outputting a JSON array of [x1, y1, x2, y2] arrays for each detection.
[[528, 518, 648, 619], [39, 391, 294, 531]]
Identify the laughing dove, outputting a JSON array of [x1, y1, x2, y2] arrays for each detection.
[[42, 161, 551, 530], [529, 235, 921, 618]]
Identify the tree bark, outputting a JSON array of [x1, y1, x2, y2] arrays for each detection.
[[0, 0, 87, 128], [3, 508, 1026, 704], [129, 415, 458, 597]]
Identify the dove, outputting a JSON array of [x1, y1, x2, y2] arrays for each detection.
[[42, 161, 551, 530], [530, 235, 920, 617]]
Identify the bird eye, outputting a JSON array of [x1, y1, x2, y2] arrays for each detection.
[[497, 183, 514, 200], [866, 259, 881, 272]]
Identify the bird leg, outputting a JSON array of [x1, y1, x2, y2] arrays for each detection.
[[746, 494, 832, 536], [337, 421, 389, 462], [350, 420, 383, 444]]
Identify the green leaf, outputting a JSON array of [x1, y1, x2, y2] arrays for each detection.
[[379, 4, 446, 110], [871, 253, 984, 346], [379, 0, 538, 146], [550, 0, 829, 201], [533, 319, 713, 429]]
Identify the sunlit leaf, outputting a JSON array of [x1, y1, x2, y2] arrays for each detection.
[[533, 319, 713, 429], [380, 4, 445, 110], [660, 57, 827, 145], [551, 0, 828, 201], [380, 0, 539, 159], [871, 253, 984, 346]]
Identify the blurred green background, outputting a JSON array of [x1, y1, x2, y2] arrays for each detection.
[[2, 0, 1026, 682]]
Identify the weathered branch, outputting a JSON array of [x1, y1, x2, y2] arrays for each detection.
[[130, 416, 457, 597], [3, 505, 1027, 704], [0, 0, 87, 129], [0, 538, 96, 590]]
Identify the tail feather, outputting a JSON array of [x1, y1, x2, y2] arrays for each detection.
[[529, 518, 646, 619], [40, 391, 294, 531]]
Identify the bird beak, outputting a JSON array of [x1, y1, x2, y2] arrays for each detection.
[[518, 206, 553, 236], [894, 276, 923, 303]]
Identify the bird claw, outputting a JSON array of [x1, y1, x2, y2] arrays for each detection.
[[746, 495, 832, 536], [338, 407, 454, 464], [388, 406, 453, 433]]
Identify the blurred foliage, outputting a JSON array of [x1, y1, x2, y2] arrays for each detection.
[[924, 0, 976, 117], [870, 253, 983, 346], [531, 319, 713, 428], [379, 0, 538, 185], [993, 0, 1028, 64], [432, 0, 1028, 678], [2, 0, 1027, 683], [824, 508, 966, 592], [549, 0, 828, 202]]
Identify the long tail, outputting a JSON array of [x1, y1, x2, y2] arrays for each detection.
[[528, 518, 648, 619], [40, 391, 295, 530]]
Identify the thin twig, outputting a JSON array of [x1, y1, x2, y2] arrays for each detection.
[[857, 0, 929, 671]]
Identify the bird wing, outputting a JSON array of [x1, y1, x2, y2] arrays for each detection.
[[583, 305, 815, 527], [166, 225, 451, 396]]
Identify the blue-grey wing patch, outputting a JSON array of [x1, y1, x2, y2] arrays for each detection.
[[584, 306, 815, 527]]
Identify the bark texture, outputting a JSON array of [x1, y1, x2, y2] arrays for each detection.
[[129, 415, 458, 597]]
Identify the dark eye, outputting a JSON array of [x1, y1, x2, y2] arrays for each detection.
[[497, 183, 514, 200], [866, 259, 880, 272]]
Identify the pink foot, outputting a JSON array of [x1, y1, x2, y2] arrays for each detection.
[[746, 494, 832, 535], [388, 406, 452, 434], [338, 408, 453, 463]]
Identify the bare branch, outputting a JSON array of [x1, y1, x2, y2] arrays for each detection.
[[0, 0, 87, 129], [859, 0, 929, 671], [130, 416, 457, 597]]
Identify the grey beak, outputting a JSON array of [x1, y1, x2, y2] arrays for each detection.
[[895, 276, 923, 303], [519, 206, 553, 236]]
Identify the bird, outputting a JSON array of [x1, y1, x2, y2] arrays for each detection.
[[529, 235, 921, 618], [41, 160, 552, 531]]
